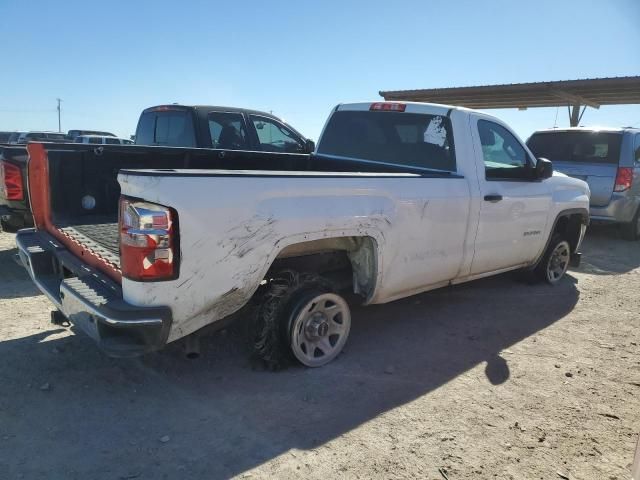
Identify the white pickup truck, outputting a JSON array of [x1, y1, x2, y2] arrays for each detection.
[[17, 101, 589, 368]]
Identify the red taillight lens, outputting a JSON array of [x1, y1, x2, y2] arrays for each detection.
[[614, 167, 634, 192], [119, 197, 178, 281], [0, 161, 23, 200], [370, 102, 406, 112]]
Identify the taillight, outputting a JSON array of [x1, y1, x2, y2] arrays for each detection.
[[0, 161, 23, 200], [119, 197, 178, 281], [370, 102, 406, 112], [614, 167, 634, 192]]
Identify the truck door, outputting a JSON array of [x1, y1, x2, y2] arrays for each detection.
[[469, 117, 552, 275]]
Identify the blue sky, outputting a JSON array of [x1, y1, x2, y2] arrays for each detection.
[[0, 0, 638, 141]]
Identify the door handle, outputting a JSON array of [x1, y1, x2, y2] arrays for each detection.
[[484, 194, 503, 202]]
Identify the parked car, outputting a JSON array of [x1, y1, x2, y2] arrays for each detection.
[[0, 131, 70, 229], [16, 101, 589, 367], [75, 135, 134, 145], [135, 104, 315, 153], [0, 146, 31, 231], [7, 132, 24, 144], [16, 131, 69, 143], [1, 104, 309, 231], [527, 127, 640, 239], [67, 129, 116, 141]]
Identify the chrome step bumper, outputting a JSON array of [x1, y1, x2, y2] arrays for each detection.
[[16, 228, 172, 357]]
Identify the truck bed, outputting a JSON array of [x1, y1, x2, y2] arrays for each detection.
[[57, 218, 119, 268], [34, 143, 445, 281]]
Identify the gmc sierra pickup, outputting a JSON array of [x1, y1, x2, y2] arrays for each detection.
[[16, 101, 590, 368]]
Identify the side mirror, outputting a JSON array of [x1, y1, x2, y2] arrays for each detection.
[[304, 139, 316, 154], [535, 157, 553, 179]]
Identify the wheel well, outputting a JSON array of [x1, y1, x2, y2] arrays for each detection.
[[553, 213, 585, 252], [268, 236, 377, 299]]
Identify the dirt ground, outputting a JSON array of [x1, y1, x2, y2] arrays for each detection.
[[0, 226, 638, 480]]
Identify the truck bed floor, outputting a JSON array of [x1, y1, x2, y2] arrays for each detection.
[[56, 219, 119, 268]]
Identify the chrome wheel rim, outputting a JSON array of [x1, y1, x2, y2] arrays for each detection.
[[291, 293, 350, 367], [546, 241, 570, 283]]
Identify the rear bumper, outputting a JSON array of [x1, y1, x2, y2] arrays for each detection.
[[590, 194, 639, 223], [15, 228, 172, 357]]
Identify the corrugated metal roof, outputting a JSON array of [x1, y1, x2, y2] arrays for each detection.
[[380, 76, 640, 109]]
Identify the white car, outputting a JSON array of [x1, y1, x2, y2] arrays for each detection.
[[17, 101, 590, 368], [75, 135, 133, 145]]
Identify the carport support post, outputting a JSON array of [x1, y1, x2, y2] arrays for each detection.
[[570, 103, 581, 127]]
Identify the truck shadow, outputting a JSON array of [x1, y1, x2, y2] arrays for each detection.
[[0, 273, 579, 479], [578, 223, 640, 275]]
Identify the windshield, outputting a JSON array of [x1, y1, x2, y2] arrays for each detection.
[[317, 110, 456, 172], [527, 131, 623, 164]]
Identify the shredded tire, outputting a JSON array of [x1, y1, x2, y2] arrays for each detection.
[[250, 270, 332, 370]]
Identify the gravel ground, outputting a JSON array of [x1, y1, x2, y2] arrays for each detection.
[[0, 226, 638, 480]]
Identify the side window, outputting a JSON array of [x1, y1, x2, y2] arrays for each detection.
[[478, 120, 531, 180], [208, 112, 249, 150], [154, 111, 197, 147], [105, 137, 120, 144], [135, 112, 156, 145], [88, 137, 102, 144], [249, 115, 305, 153]]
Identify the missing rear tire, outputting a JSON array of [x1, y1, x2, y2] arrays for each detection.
[[250, 270, 351, 370]]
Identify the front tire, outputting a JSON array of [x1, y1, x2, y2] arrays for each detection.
[[251, 270, 351, 370], [534, 235, 571, 285], [620, 207, 640, 241]]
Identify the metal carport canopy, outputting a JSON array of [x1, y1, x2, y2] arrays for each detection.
[[380, 76, 640, 126]]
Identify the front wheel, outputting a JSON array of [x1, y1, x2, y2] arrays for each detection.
[[535, 235, 571, 285]]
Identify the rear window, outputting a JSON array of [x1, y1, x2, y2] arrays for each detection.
[[527, 131, 623, 164], [317, 110, 456, 171], [135, 110, 196, 147]]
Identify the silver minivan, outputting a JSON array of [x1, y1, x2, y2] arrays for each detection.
[[528, 127, 640, 240]]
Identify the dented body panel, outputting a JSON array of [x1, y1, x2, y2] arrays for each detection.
[[119, 171, 471, 340]]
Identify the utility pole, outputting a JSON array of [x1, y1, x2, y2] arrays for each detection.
[[56, 98, 62, 132]]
